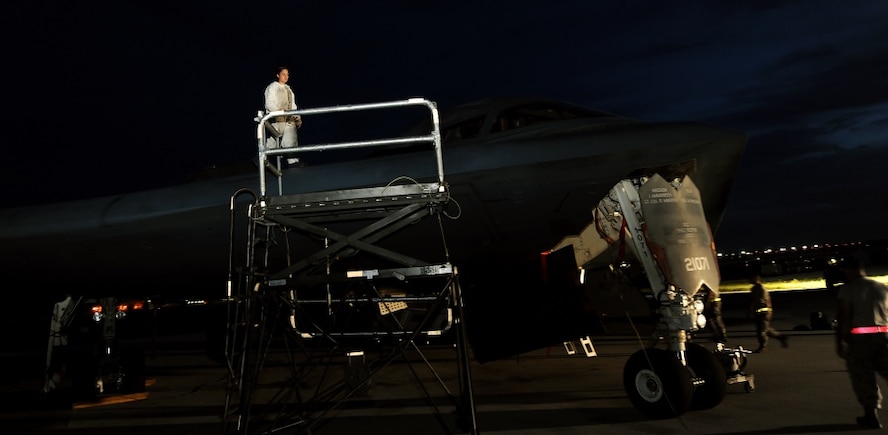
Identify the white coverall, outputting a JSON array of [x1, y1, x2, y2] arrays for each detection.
[[264, 81, 299, 163]]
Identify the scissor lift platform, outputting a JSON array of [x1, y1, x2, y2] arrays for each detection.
[[224, 99, 477, 435], [257, 182, 451, 282], [262, 182, 448, 220]]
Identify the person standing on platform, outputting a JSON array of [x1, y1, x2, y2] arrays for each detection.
[[264, 66, 302, 165], [747, 272, 788, 352], [836, 256, 888, 429]]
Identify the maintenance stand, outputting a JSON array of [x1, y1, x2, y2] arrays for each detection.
[[222, 99, 478, 434]]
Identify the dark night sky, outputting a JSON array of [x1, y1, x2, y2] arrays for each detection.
[[3, 1, 888, 252]]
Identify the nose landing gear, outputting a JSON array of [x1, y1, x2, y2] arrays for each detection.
[[555, 174, 729, 418]]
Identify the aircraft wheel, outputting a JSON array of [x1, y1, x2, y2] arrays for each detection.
[[116, 347, 146, 393], [623, 348, 693, 419], [685, 343, 727, 410], [68, 348, 99, 401]]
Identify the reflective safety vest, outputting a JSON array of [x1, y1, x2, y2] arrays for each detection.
[[851, 326, 888, 334]]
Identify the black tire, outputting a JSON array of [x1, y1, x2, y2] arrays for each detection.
[[685, 343, 727, 410], [623, 348, 694, 419], [68, 347, 99, 401], [120, 347, 146, 393]]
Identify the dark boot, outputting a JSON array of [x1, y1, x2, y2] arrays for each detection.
[[857, 409, 882, 429], [778, 335, 789, 348], [754, 339, 767, 353]]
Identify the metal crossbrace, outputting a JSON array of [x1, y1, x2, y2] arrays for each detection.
[[266, 202, 436, 280], [230, 269, 476, 435], [264, 263, 455, 339], [225, 193, 478, 434]]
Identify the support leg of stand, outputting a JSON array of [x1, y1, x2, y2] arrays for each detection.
[[453, 277, 478, 435]]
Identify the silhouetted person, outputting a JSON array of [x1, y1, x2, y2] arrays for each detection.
[[836, 256, 888, 429], [824, 259, 845, 290], [44, 293, 75, 393], [706, 288, 728, 344], [747, 273, 788, 352]]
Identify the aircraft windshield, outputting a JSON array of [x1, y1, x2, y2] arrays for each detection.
[[440, 102, 620, 142], [443, 115, 485, 142], [489, 102, 614, 134]]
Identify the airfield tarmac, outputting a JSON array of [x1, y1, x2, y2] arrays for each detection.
[[2, 288, 884, 435]]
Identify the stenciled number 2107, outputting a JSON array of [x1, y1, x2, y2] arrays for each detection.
[[684, 256, 710, 271]]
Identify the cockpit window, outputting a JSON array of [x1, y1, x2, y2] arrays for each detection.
[[442, 115, 485, 142], [489, 102, 617, 133], [401, 99, 626, 146]]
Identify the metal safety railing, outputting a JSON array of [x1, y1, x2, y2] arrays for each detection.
[[255, 98, 444, 198]]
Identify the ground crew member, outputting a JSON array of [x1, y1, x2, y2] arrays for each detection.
[[44, 293, 75, 393], [748, 273, 788, 352], [836, 256, 888, 429], [707, 288, 728, 344]]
